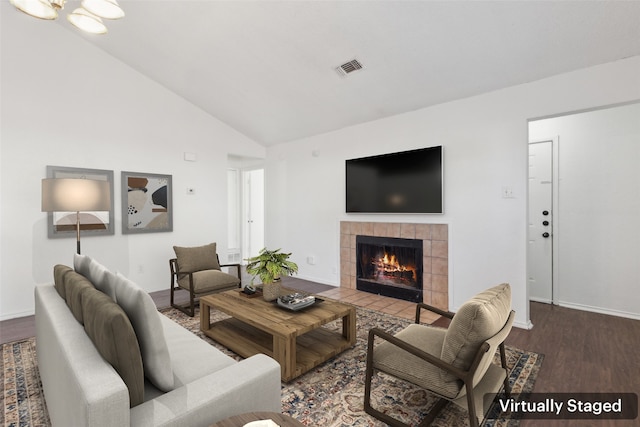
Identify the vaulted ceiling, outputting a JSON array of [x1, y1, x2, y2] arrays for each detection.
[[17, 1, 640, 146]]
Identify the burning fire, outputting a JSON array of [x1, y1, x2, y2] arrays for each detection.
[[373, 252, 416, 281]]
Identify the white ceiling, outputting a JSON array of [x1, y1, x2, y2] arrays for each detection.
[[62, 1, 640, 145]]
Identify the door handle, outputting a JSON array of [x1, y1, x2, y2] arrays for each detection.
[[542, 221, 549, 226], [542, 232, 550, 238]]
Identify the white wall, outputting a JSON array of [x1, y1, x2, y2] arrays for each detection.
[[0, 8, 265, 319], [266, 55, 640, 329], [529, 103, 640, 318]]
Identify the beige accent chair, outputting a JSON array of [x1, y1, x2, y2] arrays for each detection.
[[170, 243, 241, 316], [364, 283, 514, 427]]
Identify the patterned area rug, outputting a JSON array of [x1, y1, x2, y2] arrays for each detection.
[[1, 339, 50, 427], [1, 305, 543, 427]]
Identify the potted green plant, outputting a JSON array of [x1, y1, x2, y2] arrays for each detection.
[[245, 248, 299, 301]]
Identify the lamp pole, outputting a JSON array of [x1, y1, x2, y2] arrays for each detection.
[[75, 211, 81, 254]]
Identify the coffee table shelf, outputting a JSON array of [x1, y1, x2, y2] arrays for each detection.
[[200, 290, 356, 382]]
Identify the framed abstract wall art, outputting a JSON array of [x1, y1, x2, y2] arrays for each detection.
[[121, 171, 173, 234], [45, 165, 115, 238]]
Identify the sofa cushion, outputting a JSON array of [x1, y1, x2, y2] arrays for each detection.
[[114, 272, 174, 392], [173, 243, 220, 273], [74, 254, 118, 301], [440, 283, 511, 389], [143, 314, 239, 401], [53, 264, 73, 300], [64, 270, 96, 324], [81, 286, 144, 407]]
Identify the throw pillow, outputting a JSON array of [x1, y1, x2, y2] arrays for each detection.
[[81, 287, 144, 407], [74, 254, 118, 301], [73, 253, 92, 277], [173, 242, 220, 273], [114, 272, 174, 391], [53, 264, 73, 300]]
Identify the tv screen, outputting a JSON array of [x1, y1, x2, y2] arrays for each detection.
[[346, 146, 443, 214]]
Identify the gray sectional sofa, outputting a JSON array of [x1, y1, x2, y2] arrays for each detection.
[[35, 254, 281, 427]]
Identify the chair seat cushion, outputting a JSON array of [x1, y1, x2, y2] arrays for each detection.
[[373, 324, 459, 399], [178, 270, 240, 293]]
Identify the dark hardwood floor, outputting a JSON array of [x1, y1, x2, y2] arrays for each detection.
[[506, 303, 640, 427], [2, 279, 638, 426]]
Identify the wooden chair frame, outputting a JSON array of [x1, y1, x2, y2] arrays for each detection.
[[169, 255, 241, 317], [364, 302, 512, 427]]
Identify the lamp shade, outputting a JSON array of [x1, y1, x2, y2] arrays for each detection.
[[42, 178, 110, 212], [67, 8, 108, 34], [10, 0, 58, 20], [81, 0, 124, 19]]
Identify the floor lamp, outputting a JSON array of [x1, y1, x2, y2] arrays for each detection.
[[42, 178, 111, 254]]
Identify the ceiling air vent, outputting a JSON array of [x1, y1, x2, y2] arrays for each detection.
[[335, 59, 364, 77]]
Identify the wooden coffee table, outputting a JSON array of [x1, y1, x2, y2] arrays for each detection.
[[200, 289, 356, 382]]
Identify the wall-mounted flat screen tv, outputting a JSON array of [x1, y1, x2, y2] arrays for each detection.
[[346, 146, 443, 214]]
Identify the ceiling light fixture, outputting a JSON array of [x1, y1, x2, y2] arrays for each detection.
[[10, 0, 124, 34], [68, 7, 107, 34]]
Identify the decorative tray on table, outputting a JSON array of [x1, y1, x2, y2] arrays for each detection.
[[276, 293, 318, 311]]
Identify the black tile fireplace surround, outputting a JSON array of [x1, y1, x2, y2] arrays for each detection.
[[356, 235, 423, 302]]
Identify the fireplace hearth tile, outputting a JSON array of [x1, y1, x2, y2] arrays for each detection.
[[422, 240, 432, 256], [432, 274, 448, 293], [400, 223, 416, 239], [415, 223, 432, 240], [432, 257, 448, 276], [422, 256, 432, 273], [432, 291, 448, 310], [432, 240, 448, 258], [432, 224, 448, 240]]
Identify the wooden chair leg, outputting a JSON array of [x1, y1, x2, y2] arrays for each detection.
[[417, 399, 448, 427], [465, 384, 480, 427], [170, 286, 197, 317], [499, 342, 511, 396], [364, 369, 411, 427], [187, 286, 195, 317]]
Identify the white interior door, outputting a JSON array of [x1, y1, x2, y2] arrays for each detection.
[[528, 140, 555, 303], [242, 169, 264, 261]]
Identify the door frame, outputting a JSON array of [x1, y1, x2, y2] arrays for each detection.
[[241, 167, 265, 262], [527, 137, 560, 306]]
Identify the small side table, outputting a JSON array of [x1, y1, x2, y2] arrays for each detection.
[[210, 411, 304, 427]]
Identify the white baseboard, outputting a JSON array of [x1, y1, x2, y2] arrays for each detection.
[[513, 319, 534, 330], [529, 297, 552, 304], [295, 274, 338, 287], [0, 309, 34, 322], [557, 301, 640, 321]]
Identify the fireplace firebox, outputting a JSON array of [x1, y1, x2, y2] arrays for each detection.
[[356, 235, 423, 302]]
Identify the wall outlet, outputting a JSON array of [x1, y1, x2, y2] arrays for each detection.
[[502, 186, 514, 199], [307, 256, 316, 265]]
